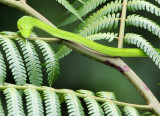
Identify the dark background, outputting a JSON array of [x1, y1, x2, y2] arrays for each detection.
[[0, 0, 159, 106]]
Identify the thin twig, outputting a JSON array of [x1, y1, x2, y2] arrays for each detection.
[[1, 35, 61, 43], [118, 0, 128, 48], [0, 84, 152, 110]]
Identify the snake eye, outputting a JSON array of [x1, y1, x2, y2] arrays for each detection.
[[20, 27, 23, 30]]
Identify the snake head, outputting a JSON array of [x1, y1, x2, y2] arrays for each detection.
[[17, 16, 34, 38]]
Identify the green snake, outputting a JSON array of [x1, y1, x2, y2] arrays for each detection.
[[17, 16, 147, 57]]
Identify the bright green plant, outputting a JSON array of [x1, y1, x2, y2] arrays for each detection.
[[0, 0, 160, 115]]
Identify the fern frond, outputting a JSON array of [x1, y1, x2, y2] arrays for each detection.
[[56, 0, 82, 22], [0, 52, 6, 85], [141, 112, 152, 116], [124, 33, 160, 68], [16, 38, 43, 86], [0, 31, 18, 36], [56, 45, 72, 59], [58, 0, 109, 27], [78, 13, 120, 37], [75, 0, 122, 32], [43, 89, 61, 116], [128, 0, 160, 16], [35, 40, 60, 86], [126, 14, 160, 38], [124, 106, 140, 116], [63, 89, 84, 116], [77, 89, 104, 116], [0, 36, 27, 85], [57, 0, 82, 21], [96, 91, 117, 100], [77, 0, 85, 5], [24, 88, 44, 115], [4, 88, 25, 116], [155, 0, 160, 4], [86, 32, 118, 42], [0, 97, 5, 116], [96, 91, 121, 115], [102, 101, 122, 116]]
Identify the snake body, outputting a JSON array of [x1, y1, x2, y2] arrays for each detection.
[[17, 16, 147, 57]]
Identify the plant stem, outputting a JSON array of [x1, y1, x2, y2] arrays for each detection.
[[0, 84, 152, 110], [2, 35, 61, 43], [111, 58, 160, 115], [118, 0, 128, 48]]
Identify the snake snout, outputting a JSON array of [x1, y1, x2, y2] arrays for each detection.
[[20, 31, 31, 38]]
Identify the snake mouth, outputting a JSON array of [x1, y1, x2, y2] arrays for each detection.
[[20, 31, 31, 38]]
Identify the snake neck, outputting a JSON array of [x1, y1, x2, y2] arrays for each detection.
[[31, 17, 58, 37]]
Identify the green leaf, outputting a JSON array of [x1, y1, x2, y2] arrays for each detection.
[[75, 0, 122, 32], [63, 89, 84, 116], [4, 88, 25, 116], [56, 0, 82, 22], [96, 91, 117, 100], [155, 0, 160, 4], [0, 52, 6, 85], [77, 0, 85, 5], [86, 32, 118, 42], [141, 112, 152, 116], [24, 88, 44, 116], [97, 91, 121, 116], [57, 0, 83, 22], [124, 33, 160, 69], [78, 13, 120, 37], [123, 106, 140, 116], [43, 89, 61, 116], [0, 97, 5, 116], [0, 36, 27, 85], [35, 40, 60, 86], [126, 14, 160, 38], [58, 0, 109, 27], [128, 0, 160, 17], [0, 31, 18, 36], [77, 89, 104, 116], [102, 101, 122, 116], [16, 38, 43, 86], [56, 45, 72, 59]]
